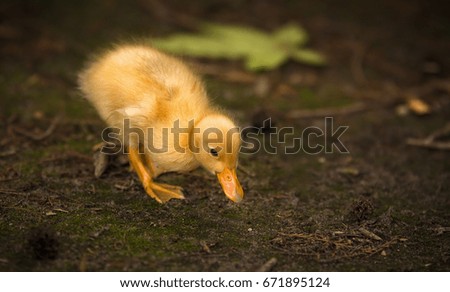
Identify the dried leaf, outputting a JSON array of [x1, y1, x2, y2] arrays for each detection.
[[407, 98, 431, 115]]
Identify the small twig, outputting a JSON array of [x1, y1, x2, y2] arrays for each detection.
[[432, 227, 450, 235], [406, 139, 450, 150], [13, 115, 61, 141], [199, 240, 211, 254], [94, 150, 109, 178], [317, 238, 399, 263], [275, 231, 400, 263], [414, 78, 450, 96], [79, 254, 88, 272], [350, 43, 368, 84], [358, 227, 382, 241], [0, 148, 16, 157], [407, 123, 450, 151], [114, 179, 134, 191], [91, 142, 105, 152], [287, 102, 369, 119], [279, 232, 349, 248], [425, 123, 450, 140], [256, 257, 277, 272], [0, 189, 26, 195], [237, 165, 255, 177], [0, 177, 20, 182], [40, 151, 93, 163]]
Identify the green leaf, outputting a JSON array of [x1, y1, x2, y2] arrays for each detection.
[[153, 35, 233, 58], [152, 22, 326, 71], [201, 23, 275, 58], [292, 49, 327, 66], [245, 51, 288, 71], [272, 23, 309, 47]]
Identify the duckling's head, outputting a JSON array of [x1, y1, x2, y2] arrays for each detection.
[[192, 114, 244, 202]]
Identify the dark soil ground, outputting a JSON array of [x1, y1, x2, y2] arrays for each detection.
[[0, 0, 449, 271]]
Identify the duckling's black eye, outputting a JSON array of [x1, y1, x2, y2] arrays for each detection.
[[210, 148, 219, 157]]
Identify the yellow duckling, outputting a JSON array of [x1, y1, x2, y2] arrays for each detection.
[[78, 44, 244, 203]]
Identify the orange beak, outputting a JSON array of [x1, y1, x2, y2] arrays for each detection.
[[217, 167, 244, 203]]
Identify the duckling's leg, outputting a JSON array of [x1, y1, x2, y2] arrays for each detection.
[[128, 147, 185, 203], [142, 152, 185, 200]]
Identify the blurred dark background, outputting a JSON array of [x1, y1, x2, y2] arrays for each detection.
[[0, 0, 449, 271]]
